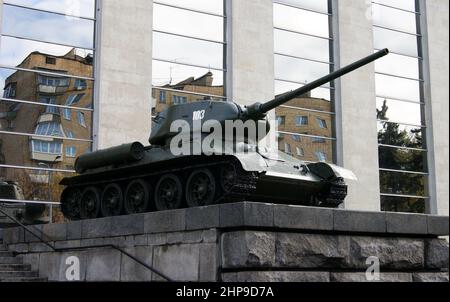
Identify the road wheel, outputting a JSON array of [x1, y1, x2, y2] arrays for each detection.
[[186, 169, 216, 207], [79, 187, 101, 219], [219, 163, 237, 193], [124, 179, 150, 214], [61, 188, 82, 220], [100, 184, 123, 217], [155, 174, 183, 211]]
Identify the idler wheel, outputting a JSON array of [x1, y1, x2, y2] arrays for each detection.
[[124, 179, 150, 214], [101, 184, 124, 217], [61, 188, 82, 220], [220, 163, 237, 193], [79, 187, 101, 219], [155, 174, 183, 211], [186, 169, 216, 207]]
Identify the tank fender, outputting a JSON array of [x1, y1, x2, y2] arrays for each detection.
[[227, 152, 270, 172], [307, 162, 357, 181]]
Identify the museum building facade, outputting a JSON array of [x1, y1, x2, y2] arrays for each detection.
[[0, 0, 448, 216]]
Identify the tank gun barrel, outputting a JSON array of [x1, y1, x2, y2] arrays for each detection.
[[248, 48, 389, 118]]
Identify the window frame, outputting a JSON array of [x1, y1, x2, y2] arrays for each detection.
[[273, 0, 337, 164], [372, 0, 430, 213], [295, 115, 309, 126]]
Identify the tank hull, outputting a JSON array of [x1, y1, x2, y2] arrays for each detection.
[[59, 143, 353, 220], [0, 202, 25, 227]]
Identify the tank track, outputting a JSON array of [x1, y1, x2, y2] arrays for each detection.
[[61, 157, 262, 220], [315, 178, 347, 208], [61, 157, 347, 220], [218, 162, 347, 207], [221, 164, 259, 203]]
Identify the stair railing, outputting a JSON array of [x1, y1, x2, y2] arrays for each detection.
[[0, 205, 173, 282]]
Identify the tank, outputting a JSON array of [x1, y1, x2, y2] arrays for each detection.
[[60, 49, 389, 220], [0, 181, 26, 227], [0, 181, 46, 226]]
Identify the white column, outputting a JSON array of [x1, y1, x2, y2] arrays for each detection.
[[227, 0, 275, 105], [0, 0, 4, 48], [421, 0, 449, 216], [333, 0, 381, 211], [94, 0, 153, 150]]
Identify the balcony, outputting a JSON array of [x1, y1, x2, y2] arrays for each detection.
[[74, 85, 87, 91], [37, 85, 68, 95], [29, 173, 50, 184], [38, 113, 60, 124], [30, 151, 63, 163]]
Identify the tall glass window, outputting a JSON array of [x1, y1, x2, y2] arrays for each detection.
[[152, 0, 226, 117], [0, 1, 97, 207], [273, 0, 335, 163], [372, 1, 428, 213]]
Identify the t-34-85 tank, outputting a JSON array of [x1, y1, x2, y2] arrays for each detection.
[[0, 181, 47, 226], [60, 49, 389, 220]]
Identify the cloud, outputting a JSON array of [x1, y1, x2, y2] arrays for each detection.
[[4, 0, 95, 18], [0, 36, 93, 67], [274, 4, 330, 38], [276, 0, 329, 13], [153, 4, 223, 42], [1, 4, 95, 91], [153, 32, 223, 70], [2, 4, 94, 49], [156, 0, 223, 15]]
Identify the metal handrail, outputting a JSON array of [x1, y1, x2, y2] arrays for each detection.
[[0, 206, 173, 281]]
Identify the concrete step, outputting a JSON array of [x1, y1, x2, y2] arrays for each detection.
[[0, 264, 31, 271], [0, 277, 47, 282], [0, 271, 38, 278], [0, 251, 13, 257], [0, 257, 22, 264], [0, 245, 8, 252]]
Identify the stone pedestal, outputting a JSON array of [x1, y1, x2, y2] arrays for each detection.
[[2, 203, 449, 282]]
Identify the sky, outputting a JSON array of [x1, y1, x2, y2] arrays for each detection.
[[4, 0, 95, 18]]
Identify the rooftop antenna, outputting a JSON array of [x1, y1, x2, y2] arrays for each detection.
[[169, 65, 173, 85]]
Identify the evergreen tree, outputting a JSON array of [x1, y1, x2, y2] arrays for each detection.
[[377, 100, 425, 213]]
